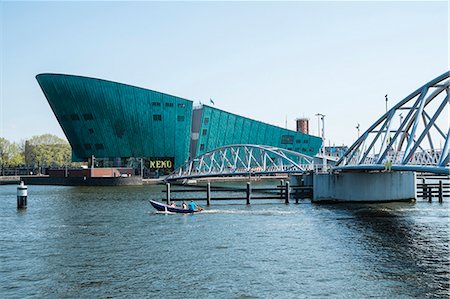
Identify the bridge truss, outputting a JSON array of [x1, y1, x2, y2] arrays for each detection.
[[336, 71, 449, 175], [165, 144, 315, 181]]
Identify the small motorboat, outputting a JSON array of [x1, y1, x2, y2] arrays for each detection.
[[149, 200, 202, 213]]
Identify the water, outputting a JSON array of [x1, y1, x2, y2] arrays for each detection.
[[0, 184, 449, 298]]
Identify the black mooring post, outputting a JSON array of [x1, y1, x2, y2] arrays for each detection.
[[166, 183, 171, 204], [279, 180, 284, 199], [422, 178, 426, 199], [285, 181, 290, 204], [246, 182, 251, 205], [427, 186, 432, 203], [206, 182, 211, 206], [438, 180, 443, 203], [17, 181, 28, 209]]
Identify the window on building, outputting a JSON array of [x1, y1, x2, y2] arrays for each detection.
[[95, 144, 104, 150], [204, 117, 209, 124], [281, 135, 294, 144], [61, 115, 71, 121], [304, 139, 309, 143], [296, 140, 301, 143], [165, 102, 174, 107], [88, 128, 94, 134], [83, 113, 94, 120], [200, 144, 205, 151], [153, 114, 162, 121], [177, 115, 185, 122], [70, 114, 80, 121], [177, 103, 186, 108], [202, 129, 207, 136], [152, 102, 161, 107], [84, 144, 92, 150]]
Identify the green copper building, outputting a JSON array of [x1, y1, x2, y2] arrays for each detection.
[[36, 74, 322, 174]]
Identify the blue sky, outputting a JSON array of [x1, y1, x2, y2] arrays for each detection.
[[1, 1, 448, 146]]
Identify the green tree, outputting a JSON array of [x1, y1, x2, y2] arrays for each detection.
[[0, 137, 25, 168], [0, 137, 10, 172], [24, 134, 71, 168], [8, 143, 25, 166]]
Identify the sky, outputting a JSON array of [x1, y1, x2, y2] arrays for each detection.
[[0, 1, 448, 147]]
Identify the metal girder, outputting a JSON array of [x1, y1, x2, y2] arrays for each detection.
[[336, 71, 450, 175], [165, 144, 315, 181]]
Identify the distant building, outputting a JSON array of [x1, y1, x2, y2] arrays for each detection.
[[296, 118, 309, 134], [36, 74, 322, 175], [324, 146, 348, 159]]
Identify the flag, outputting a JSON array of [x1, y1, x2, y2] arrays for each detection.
[[210, 98, 215, 105]]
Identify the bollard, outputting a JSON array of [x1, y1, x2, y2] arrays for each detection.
[[17, 181, 27, 209], [279, 180, 284, 199], [206, 182, 211, 206], [422, 178, 426, 199], [246, 182, 251, 205], [438, 180, 443, 203], [166, 183, 171, 204], [285, 181, 290, 204]]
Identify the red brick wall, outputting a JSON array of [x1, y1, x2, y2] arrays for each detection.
[[49, 168, 133, 178]]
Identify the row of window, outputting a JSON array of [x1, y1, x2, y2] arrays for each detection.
[[199, 129, 310, 144], [63, 113, 186, 123], [201, 118, 310, 145], [296, 139, 310, 144], [152, 115, 185, 122], [152, 102, 186, 108]]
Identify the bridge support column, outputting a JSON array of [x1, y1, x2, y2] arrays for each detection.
[[313, 171, 417, 202]]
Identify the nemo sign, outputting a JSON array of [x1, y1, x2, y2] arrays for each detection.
[[147, 157, 174, 171]]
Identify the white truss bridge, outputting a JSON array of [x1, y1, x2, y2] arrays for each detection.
[[165, 144, 315, 181], [167, 72, 449, 181], [335, 71, 449, 175]]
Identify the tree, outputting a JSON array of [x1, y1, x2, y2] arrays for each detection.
[[0, 137, 25, 168], [0, 138, 10, 174], [24, 134, 71, 168], [8, 143, 25, 166]]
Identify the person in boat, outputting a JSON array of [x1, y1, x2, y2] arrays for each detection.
[[188, 200, 197, 211], [181, 201, 187, 209], [170, 202, 176, 207]]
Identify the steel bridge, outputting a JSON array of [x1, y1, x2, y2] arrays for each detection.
[[167, 72, 449, 181], [165, 144, 315, 181], [335, 71, 449, 175]]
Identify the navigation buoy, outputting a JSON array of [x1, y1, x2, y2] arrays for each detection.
[[17, 181, 27, 209]]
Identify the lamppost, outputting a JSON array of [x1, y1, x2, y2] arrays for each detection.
[[315, 113, 326, 170], [385, 94, 388, 113], [356, 123, 360, 139]]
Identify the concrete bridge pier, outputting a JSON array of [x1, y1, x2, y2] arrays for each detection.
[[313, 171, 417, 202]]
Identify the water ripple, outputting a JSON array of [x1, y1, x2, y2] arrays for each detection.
[[0, 185, 448, 298]]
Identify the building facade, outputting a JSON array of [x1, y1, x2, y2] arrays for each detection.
[[37, 73, 322, 174]]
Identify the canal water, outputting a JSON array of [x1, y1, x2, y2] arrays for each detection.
[[0, 184, 449, 298]]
